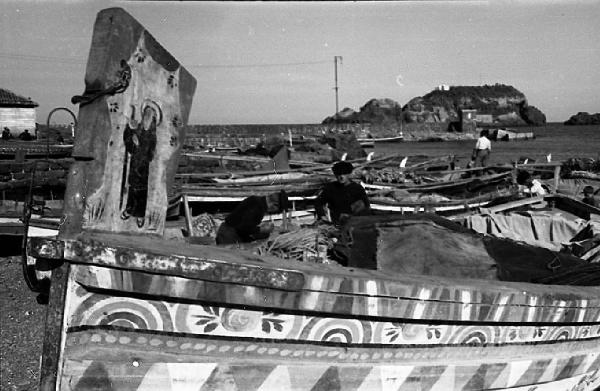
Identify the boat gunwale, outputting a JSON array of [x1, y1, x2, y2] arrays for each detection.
[[30, 234, 600, 308]]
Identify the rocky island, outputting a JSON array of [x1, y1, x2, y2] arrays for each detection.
[[323, 84, 547, 131], [564, 112, 600, 125]]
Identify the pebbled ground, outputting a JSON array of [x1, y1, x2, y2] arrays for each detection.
[[0, 240, 45, 391]]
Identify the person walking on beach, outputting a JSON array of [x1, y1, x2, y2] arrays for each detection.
[[315, 161, 370, 225], [472, 129, 491, 167]]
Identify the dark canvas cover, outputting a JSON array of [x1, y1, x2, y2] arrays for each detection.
[[339, 214, 592, 284]]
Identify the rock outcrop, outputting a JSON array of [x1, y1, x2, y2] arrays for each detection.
[[518, 103, 546, 126], [323, 84, 546, 127], [564, 112, 600, 125], [404, 84, 544, 126], [322, 99, 403, 125]]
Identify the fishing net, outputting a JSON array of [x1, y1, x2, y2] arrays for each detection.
[[256, 225, 339, 264]]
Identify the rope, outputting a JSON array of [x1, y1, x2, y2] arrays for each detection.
[[71, 61, 131, 107]]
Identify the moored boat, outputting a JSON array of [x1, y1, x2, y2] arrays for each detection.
[[357, 133, 404, 148]]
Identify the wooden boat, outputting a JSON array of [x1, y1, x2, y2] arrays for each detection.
[[357, 133, 404, 148], [489, 128, 535, 141], [25, 9, 600, 391], [0, 140, 73, 159]]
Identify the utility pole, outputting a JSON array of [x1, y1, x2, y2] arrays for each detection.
[[333, 56, 342, 115]]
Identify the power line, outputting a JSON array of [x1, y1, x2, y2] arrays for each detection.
[[188, 60, 330, 69], [0, 52, 330, 69], [0, 53, 84, 65]]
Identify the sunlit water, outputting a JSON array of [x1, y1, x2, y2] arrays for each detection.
[[374, 124, 600, 166]]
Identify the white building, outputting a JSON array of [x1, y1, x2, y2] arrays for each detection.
[[0, 88, 38, 134]]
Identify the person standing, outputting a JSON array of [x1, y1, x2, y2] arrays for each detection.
[[472, 129, 491, 167], [315, 161, 370, 225]]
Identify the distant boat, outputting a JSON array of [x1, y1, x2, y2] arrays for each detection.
[[357, 132, 404, 148], [490, 128, 535, 141]]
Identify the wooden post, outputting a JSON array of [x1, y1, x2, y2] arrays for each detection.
[[183, 194, 194, 237], [553, 164, 561, 194]]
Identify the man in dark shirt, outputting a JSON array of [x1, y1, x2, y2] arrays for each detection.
[[216, 191, 288, 245], [315, 161, 370, 225], [582, 186, 598, 207], [2, 127, 12, 140], [18, 129, 33, 141]]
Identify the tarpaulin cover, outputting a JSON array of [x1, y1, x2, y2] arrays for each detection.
[[464, 212, 600, 263], [463, 211, 587, 251], [339, 214, 593, 284]]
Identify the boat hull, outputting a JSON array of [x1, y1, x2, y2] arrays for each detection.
[[358, 135, 404, 148], [31, 235, 600, 391]]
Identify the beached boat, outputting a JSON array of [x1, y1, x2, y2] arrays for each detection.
[[25, 9, 600, 391], [0, 140, 73, 159], [489, 128, 535, 141]]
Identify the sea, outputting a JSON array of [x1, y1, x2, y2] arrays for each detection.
[[374, 123, 600, 167]]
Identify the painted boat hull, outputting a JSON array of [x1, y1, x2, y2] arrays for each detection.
[[30, 234, 600, 391]]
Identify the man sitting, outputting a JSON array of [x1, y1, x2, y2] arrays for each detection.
[[315, 161, 370, 225], [216, 191, 288, 245], [582, 186, 598, 207], [1, 127, 12, 140], [18, 129, 34, 141], [516, 170, 547, 196]]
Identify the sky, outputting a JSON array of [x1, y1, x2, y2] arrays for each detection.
[[1, 0, 599, 125]]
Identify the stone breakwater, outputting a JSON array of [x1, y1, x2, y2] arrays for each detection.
[[183, 122, 478, 149]]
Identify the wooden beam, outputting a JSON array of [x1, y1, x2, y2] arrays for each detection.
[[39, 262, 69, 391], [477, 195, 546, 214]]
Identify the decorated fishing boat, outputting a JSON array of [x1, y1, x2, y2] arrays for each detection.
[[25, 8, 600, 391]]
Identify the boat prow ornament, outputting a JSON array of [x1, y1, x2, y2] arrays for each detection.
[[63, 7, 196, 237]]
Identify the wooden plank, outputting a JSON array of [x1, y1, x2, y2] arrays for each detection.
[[64, 288, 600, 347], [182, 194, 193, 236], [71, 265, 600, 324], [57, 338, 600, 391], [61, 7, 196, 238], [39, 262, 69, 391], [62, 328, 600, 365], [412, 164, 513, 176], [183, 151, 319, 167], [477, 196, 546, 214]]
